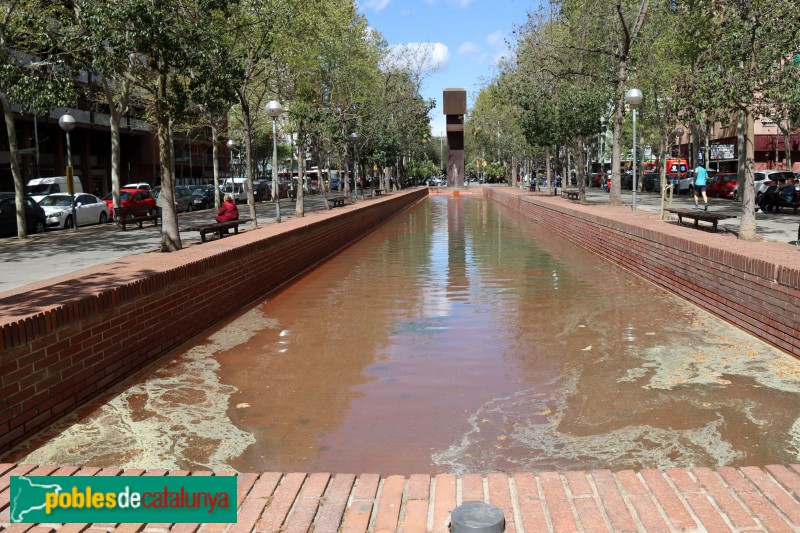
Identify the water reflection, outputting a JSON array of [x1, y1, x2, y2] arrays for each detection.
[[9, 196, 800, 475]]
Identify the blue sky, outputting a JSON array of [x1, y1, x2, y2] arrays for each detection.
[[357, 0, 536, 136]]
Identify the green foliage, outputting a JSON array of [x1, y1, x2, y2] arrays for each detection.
[[0, 0, 78, 113]]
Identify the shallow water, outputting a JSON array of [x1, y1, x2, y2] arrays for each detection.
[[8, 196, 800, 474]]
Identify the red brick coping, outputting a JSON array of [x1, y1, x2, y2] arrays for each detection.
[[2, 463, 800, 531], [486, 188, 800, 359]]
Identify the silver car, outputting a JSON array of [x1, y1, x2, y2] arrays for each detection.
[[153, 186, 195, 212], [754, 170, 795, 201], [39, 193, 109, 229]]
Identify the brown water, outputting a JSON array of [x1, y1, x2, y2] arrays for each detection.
[[8, 195, 800, 474]]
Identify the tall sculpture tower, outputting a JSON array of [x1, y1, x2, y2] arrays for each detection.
[[443, 88, 466, 188]]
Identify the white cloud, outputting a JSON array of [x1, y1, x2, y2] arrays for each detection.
[[458, 42, 478, 56], [362, 0, 390, 12], [386, 42, 451, 73], [427, 0, 473, 7], [486, 30, 503, 47], [492, 49, 511, 67]]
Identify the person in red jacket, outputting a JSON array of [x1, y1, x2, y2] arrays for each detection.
[[216, 194, 239, 222]]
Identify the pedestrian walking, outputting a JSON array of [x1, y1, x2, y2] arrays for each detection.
[[692, 163, 709, 210]]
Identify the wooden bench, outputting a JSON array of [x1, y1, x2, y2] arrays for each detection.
[[562, 188, 580, 200], [774, 199, 800, 214], [667, 208, 735, 232], [182, 218, 251, 243], [327, 195, 346, 207], [115, 209, 159, 231]]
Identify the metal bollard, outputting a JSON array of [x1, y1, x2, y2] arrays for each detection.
[[450, 502, 505, 533]]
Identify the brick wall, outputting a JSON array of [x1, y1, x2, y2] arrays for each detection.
[[487, 188, 800, 359], [0, 189, 428, 454]]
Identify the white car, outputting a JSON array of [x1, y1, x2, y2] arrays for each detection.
[[39, 193, 109, 229], [122, 182, 151, 191], [754, 170, 795, 200]]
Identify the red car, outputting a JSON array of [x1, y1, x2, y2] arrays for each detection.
[[103, 189, 157, 220], [706, 173, 739, 200]]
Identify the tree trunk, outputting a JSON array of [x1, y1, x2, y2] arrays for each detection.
[[545, 146, 552, 195], [610, 60, 627, 206], [1, 91, 27, 239], [211, 122, 221, 212], [102, 80, 125, 212], [738, 106, 757, 241], [344, 154, 352, 198], [241, 100, 258, 229], [315, 140, 331, 210], [296, 126, 305, 217], [577, 137, 586, 202], [658, 134, 667, 190], [781, 121, 792, 169], [156, 74, 181, 252]]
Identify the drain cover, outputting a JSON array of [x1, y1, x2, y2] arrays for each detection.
[[450, 502, 505, 533]]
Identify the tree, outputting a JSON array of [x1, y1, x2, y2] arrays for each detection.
[[1, 0, 77, 239], [114, 0, 240, 251], [226, 0, 294, 227], [686, 0, 800, 240]]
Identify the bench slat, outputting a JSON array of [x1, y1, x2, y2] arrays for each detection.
[[327, 196, 346, 207], [666, 208, 735, 232], [182, 218, 251, 243], [117, 215, 159, 230]]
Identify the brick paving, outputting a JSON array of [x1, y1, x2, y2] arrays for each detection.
[[2, 464, 800, 531]]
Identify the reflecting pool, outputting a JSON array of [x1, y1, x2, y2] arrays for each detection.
[[9, 196, 800, 474]]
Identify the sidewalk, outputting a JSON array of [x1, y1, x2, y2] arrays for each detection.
[[538, 185, 800, 243], [0, 195, 351, 294]]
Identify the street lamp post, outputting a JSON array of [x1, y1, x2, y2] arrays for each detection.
[[599, 117, 606, 186], [440, 136, 444, 178], [350, 132, 359, 200], [225, 139, 236, 188], [625, 88, 643, 213], [266, 100, 283, 223], [58, 113, 77, 232]]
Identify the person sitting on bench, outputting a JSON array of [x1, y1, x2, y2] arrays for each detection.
[[758, 180, 794, 213], [216, 194, 239, 222], [772, 181, 797, 209]]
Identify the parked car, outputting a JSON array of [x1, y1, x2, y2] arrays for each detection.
[[642, 172, 660, 192], [591, 172, 604, 187], [191, 186, 222, 210], [0, 194, 46, 237], [754, 170, 795, 201], [103, 188, 157, 220], [39, 193, 109, 229], [706, 173, 740, 199], [122, 182, 151, 190], [220, 185, 247, 203], [25, 176, 84, 203], [252, 180, 270, 202], [676, 171, 696, 194], [620, 172, 633, 190], [152, 185, 194, 212]]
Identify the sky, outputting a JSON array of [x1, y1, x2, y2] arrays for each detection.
[[357, 0, 537, 137]]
